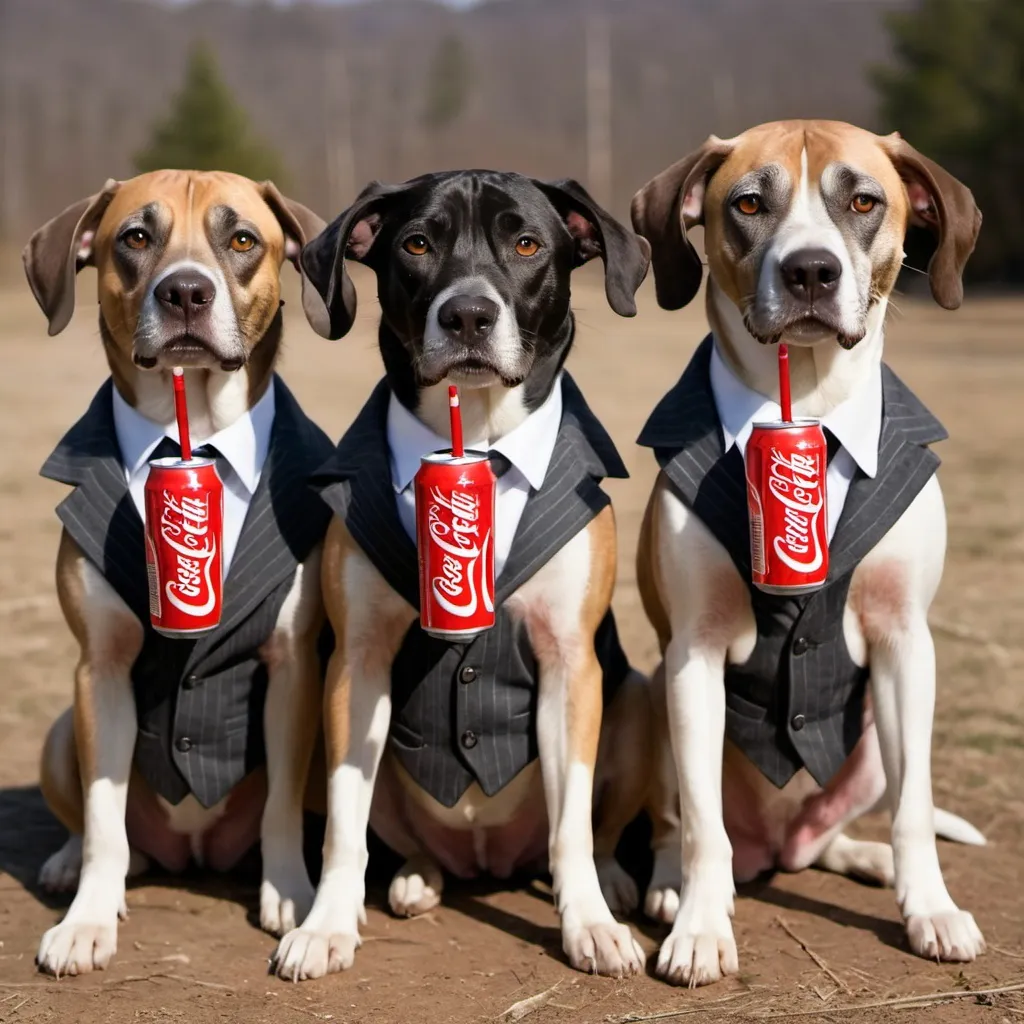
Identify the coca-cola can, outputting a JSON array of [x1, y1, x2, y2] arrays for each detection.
[[745, 419, 828, 595], [415, 451, 496, 640], [144, 457, 224, 637]]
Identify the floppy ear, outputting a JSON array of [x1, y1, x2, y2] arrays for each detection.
[[299, 181, 410, 340], [23, 180, 120, 336], [881, 133, 981, 310], [259, 180, 328, 329], [531, 178, 650, 317], [630, 136, 734, 311]]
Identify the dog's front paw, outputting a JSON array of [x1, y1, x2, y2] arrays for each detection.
[[644, 844, 683, 924], [596, 857, 639, 918], [644, 883, 680, 925], [39, 838, 83, 893], [656, 882, 738, 987], [906, 910, 985, 962], [563, 920, 645, 978], [388, 857, 443, 918], [272, 927, 361, 981], [37, 918, 118, 976], [260, 862, 316, 937]]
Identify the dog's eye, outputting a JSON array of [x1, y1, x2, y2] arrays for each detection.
[[515, 236, 541, 257], [121, 229, 149, 250], [231, 231, 256, 252], [735, 195, 761, 216], [851, 195, 877, 214], [403, 235, 430, 256]]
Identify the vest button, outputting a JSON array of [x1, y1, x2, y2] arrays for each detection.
[[792, 637, 810, 656], [459, 665, 478, 685], [175, 736, 193, 753], [461, 730, 478, 749], [791, 714, 806, 732], [182, 674, 200, 690]]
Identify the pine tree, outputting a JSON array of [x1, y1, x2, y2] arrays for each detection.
[[135, 41, 286, 182], [422, 33, 473, 130], [875, 0, 1024, 282]]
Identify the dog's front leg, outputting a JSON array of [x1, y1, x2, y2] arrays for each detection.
[[258, 550, 323, 936], [37, 538, 143, 976], [861, 478, 984, 962], [528, 510, 644, 978], [273, 522, 414, 981]]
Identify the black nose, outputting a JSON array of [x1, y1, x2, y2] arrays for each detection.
[[437, 295, 499, 345], [780, 249, 842, 303], [155, 271, 216, 319]]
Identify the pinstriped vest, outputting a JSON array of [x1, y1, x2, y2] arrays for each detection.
[[313, 374, 632, 808], [40, 376, 335, 807], [638, 336, 947, 788]]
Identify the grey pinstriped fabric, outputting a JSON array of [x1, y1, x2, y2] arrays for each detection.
[[312, 373, 631, 808], [637, 336, 947, 788], [40, 376, 335, 807]]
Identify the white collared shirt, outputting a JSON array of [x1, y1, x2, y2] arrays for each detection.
[[112, 382, 276, 576], [709, 340, 882, 541], [386, 379, 564, 577]]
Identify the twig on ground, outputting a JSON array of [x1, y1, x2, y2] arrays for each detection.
[[498, 981, 561, 1021], [993, 945, 1024, 960], [282, 1004, 335, 1020], [749, 980, 1024, 1019], [774, 917, 851, 995], [608, 991, 754, 1022], [929, 616, 1014, 665], [103, 971, 235, 992]]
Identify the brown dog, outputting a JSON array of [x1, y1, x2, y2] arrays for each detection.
[[24, 170, 332, 976]]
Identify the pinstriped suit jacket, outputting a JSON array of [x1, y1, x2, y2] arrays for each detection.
[[40, 376, 335, 807], [313, 374, 632, 808], [638, 337, 948, 788]]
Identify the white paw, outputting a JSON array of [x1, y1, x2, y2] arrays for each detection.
[[37, 918, 118, 976], [260, 864, 316, 937], [563, 921, 645, 978], [906, 910, 985, 962], [843, 841, 895, 887], [596, 857, 639, 918], [39, 838, 83, 893], [388, 858, 443, 918], [645, 884, 680, 925], [272, 927, 361, 981], [656, 884, 738, 987]]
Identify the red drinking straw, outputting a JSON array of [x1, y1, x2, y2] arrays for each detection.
[[778, 344, 793, 423], [172, 367, 193, 461], [448, 385, 464, 458]]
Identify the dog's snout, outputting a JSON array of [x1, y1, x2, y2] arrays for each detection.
[[155, 271, 216, 318], [780, 249, 843, 303], [437, 295, 499, 345]]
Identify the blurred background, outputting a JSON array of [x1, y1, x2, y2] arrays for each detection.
[[1, 0, 1021, 284]]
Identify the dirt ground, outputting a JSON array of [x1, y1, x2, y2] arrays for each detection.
[[0, 259, 1022, 1024]]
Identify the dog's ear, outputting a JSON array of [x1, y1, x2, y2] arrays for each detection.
[[259, 181, 328, 331], [23, 180, 120, 336], [531, 178, 650, 317], [881, 133, 981, 310], [299, 181, 408, 340], [630, 137, 734, 311]]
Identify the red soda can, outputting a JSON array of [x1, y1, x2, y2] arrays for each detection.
[[745, 419, 828, 595], [415, 451, 496, 640], [144, 456, 224, 636]]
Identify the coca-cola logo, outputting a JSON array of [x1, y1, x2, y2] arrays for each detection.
[[767, 447, 825, 573], [426, 484, 494, 618], [159, 490, 218, 616]]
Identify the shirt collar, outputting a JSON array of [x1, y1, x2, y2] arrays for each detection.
[[111, 378, 276, 495], [386, 375, 564, 493], [709, 338, 881, 479]]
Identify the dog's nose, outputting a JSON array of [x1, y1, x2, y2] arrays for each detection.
[[154, 271, 216, 318], [437, 295, 499, 345], [780, 249, 842, 303]]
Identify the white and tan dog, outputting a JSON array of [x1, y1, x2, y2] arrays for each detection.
[[631, 120, 984, 985], [24, 170, 329, 976]]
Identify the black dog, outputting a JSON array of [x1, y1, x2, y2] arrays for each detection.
[[274, 172, 658, 982]]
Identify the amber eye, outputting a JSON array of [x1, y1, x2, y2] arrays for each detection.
[[403, 235, 430, 256], [231, 231, 256, 252], [735, 195, 761, 216], [851, 194, 877, 214], [122, 228, 149, 250], [515, 236, 540, 257]]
